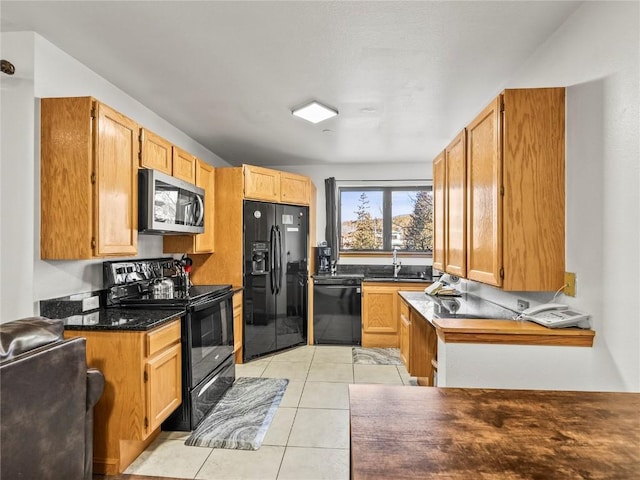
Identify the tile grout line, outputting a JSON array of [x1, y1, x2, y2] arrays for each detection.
[[274, 346, 314, 479]]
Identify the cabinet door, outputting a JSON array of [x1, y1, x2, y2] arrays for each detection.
[[233, 291, 243, 363], [244, 165, 280, 202], [466, 97, 502, 287], [432, 151, 446, 272], [194, 161, 215, 253], [140, 129, 172, 175], [145, 343, 181, 435], [172, 146, 196, 183], [409, 310, 437, 385], [280, 172, 310, 205], [399, 300, 411, 371], [362, 287, 397, 334], [94, 102, 139, 256], [444, 130, 466, 277], [41, 97, 94, 259]]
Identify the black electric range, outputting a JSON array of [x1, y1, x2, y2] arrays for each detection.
[[104, 258, 235, 432]]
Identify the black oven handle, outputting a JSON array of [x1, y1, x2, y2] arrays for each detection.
[[189, 291, 233, 313]]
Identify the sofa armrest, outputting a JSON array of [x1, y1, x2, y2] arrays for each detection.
[[86, 368, 105, 410]]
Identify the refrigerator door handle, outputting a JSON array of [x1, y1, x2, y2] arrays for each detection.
[[269, 225, 276, 295], [275, 226, 282, 295]]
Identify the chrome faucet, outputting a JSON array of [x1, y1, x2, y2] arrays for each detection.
[[392, 247, 402, 278]]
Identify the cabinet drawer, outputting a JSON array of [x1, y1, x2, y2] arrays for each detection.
[[146, 320, 181, 357]]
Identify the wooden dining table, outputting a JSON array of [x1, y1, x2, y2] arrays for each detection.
[[349, 384, 640, 479]]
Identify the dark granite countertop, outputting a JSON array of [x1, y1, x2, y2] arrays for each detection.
[[312, 273, 432, 283], [362, 276, 432, 283], [61, 307, 185, 331]]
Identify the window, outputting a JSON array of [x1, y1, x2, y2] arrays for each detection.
[[338, 183, 433, 254]]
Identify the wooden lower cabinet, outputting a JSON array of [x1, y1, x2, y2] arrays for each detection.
[[399, 300, 411, 368], [399, 295, 438, 386], [64, 319, 182, 475], [361, 282, 427, 347], [233, 291, 243, 364]]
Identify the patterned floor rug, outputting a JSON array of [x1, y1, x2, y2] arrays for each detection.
[[352, 347, 403, 365], [185, 377, 288, 450]]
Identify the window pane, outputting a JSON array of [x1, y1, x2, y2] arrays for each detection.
[[340, 190, 383, 250], [392, 190, 433, 252]]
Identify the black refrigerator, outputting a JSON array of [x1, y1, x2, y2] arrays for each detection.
[[243, 200, 308, 362]]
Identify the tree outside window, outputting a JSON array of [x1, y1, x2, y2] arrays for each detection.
[[339, 186, 432, 253]]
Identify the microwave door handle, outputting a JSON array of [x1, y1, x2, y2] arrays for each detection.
[[194, 194, 204, 226]]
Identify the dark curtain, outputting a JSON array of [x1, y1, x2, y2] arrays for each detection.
[[324, 177, 339, 262]]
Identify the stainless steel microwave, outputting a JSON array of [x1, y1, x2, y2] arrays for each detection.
[[139, 169, 205, 235]]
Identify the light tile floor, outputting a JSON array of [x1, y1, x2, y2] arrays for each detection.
[[125, 345, 415, 480]]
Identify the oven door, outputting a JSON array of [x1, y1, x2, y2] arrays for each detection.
[[187, 292, 234, 387]]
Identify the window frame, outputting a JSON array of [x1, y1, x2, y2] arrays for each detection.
[[337, 183, 433, 256]]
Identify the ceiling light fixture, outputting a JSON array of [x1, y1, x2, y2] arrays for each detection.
[[292, 101, 338, 124]]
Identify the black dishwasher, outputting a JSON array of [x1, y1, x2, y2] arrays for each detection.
[[313, 276, 362, 345]]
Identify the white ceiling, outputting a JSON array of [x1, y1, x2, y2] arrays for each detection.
[[1, 1, 582, 167]]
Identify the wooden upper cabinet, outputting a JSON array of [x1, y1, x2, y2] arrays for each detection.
[[243, 165, 311, 205], [41, 97, 138, 259], [435, 88, 565, 291], [140, 128, 172, 175], [243, 165, 281, 202], [163, 159, 215, 254], [280, 171, 310, 205], [194, 161, 215, 253], [172, 146, 197, 183], [466, 97, 502, 287], [466, 88, 565, 291], [500, 88, 565, 291], [432, 151, 446, 272], [444, 131, 466, 277]]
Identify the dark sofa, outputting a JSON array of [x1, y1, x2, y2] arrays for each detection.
[[0, 317, 104, 480]]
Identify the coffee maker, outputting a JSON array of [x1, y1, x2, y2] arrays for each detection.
[[317, 246, 331, 273]]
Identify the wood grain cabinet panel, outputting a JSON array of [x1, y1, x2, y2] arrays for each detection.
[[41, 97, 138, 259], [145, 343, 181, 433], [243, 165, 281, 202], [444, 131, 467, 277], [433, 88, 565, 291], [172, 146, 197, 183], [64, 319, 182, 475], [164, 160, 215, 254], [399, 300, 411, 370], [140, 129, 172, 175], [466, 97, 502, 287], [280, 171, 310, 205], [233, 291, 243, 363], [362, 283, 427, 348], [432, 151, 446, 272]]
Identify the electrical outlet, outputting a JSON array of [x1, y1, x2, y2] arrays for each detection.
[[564, 272, 576, 297], [517, 299, 530, 311]]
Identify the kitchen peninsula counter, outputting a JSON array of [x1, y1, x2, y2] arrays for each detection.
[[399, 291, 596, 390], [399, 291, 595, 347], [349, 384, 640, 480]]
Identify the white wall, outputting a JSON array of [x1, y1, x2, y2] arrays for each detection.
[[458, 2, 639, 392], [0, 32, 232, 322], [279, 2, 640, 392], [1, 34, 36, 322], [272, 161, 432, 265]]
